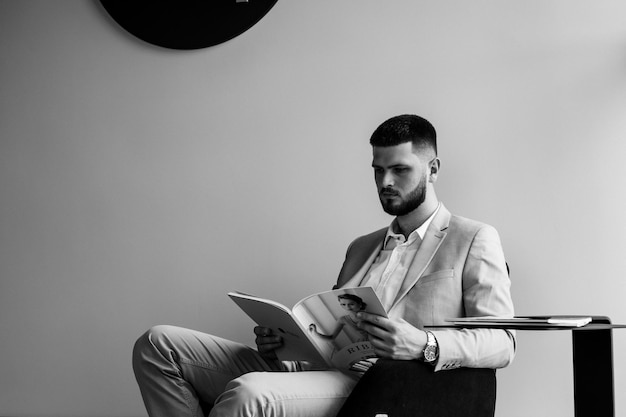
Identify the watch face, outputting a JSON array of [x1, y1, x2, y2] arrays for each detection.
[[424, 345, 437, 362]]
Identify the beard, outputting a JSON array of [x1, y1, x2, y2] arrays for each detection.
[[379, 174, 427, 216]]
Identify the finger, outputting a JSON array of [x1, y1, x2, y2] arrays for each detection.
[[357, 316, 393, 339], [253, 326, 273, 336], [357, 312, 390, 329], [368, 338, 392, 358], [257, 341, 283, 354], [255, 335, 282, 347], [356, 320, 375, 335], [256, 334, 282, 343], [359, 322, 386, 339]]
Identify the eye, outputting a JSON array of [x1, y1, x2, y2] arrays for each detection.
[[393, 167, 410, 175]]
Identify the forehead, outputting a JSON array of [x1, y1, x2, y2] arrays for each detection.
[[372, 142, 422, 166]]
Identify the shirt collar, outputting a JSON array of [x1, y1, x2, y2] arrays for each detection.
[[384, 202, 441, 249]]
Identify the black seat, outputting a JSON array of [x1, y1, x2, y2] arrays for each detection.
[[336, 359, 497, 417]]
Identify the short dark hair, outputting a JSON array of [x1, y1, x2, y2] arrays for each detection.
[[369, 114, 437, 155], [338, 294, 367, 310]]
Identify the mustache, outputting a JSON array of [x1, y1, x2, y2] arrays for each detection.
[[379, 187, 399, 196]]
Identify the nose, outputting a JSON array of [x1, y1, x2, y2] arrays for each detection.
[[380, 170, 394, 188]]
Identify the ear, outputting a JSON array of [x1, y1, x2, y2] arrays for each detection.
[[428, 158, 441, 182]]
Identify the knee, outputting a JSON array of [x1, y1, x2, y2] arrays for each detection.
[[216, 373, 273, 416], [132, 325, 177, 371], [225, 372, 268, 399]]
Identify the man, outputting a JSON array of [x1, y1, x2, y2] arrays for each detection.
[[132, 114, 515, 417]]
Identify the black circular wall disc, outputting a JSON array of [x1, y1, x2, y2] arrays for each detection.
[[100, 0, 279, 50]]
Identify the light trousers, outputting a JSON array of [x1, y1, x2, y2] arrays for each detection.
[[132, 325, 359, 417]]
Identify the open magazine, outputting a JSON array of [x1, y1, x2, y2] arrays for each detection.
[[228, 287, 387, 371]]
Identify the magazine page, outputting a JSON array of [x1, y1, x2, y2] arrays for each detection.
[[292, 287, 387, 371], [227, 292, 327, 364]]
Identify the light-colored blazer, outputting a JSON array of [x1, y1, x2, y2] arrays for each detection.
[[335, 204, 516, 371]]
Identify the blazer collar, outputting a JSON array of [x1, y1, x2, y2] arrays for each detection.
[[389, 204, 450, 309], [339, 204, 451, 297], [338, 230, 385, 289]]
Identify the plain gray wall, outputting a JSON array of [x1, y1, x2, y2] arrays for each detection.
[[1, 1, 625, 416]]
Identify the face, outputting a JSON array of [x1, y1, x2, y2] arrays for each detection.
[[339, 299, 361, 312], [372, 142, 434, 216]]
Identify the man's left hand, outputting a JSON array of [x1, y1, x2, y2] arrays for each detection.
[[357, 312, 427, 360]]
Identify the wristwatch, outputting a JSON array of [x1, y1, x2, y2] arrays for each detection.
[[423, 331, 439, 363]]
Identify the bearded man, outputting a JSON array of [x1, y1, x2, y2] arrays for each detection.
[[132, 114, 515, 417]]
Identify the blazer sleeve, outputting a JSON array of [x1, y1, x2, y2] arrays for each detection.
[[432, 224, 517, 371]]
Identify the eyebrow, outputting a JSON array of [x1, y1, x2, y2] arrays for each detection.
[[371, 163, 411, 168]]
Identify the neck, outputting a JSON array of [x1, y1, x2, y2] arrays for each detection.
[[395, 194, 439, 238]]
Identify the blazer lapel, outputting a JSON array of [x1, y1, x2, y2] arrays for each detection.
[[390, 205, 451, 309], [339, 247, 381, 289], [337, 228, 386, 289]]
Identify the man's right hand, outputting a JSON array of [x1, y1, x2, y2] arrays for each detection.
[[254, 326, 283, 361]]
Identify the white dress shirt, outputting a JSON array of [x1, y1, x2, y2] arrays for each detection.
[[361, 203, 441, 313]]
